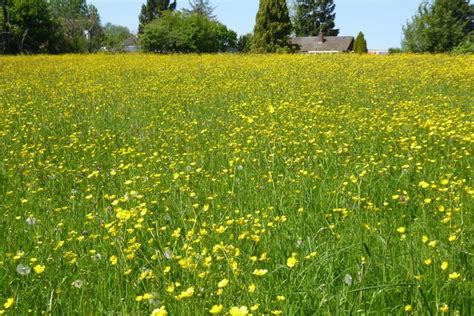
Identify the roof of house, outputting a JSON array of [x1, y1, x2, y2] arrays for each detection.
[[291, 36, 354, 52], [123, 36, 138, 47]]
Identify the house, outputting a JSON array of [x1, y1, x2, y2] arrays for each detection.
[[122, 36, 139, 52], [291, 33, 354, 54]]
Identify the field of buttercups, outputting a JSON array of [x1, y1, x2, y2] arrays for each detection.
[[0, 54, 473, 315]]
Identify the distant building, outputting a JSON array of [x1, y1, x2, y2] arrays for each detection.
[[292, 33, 354, 54], [368, 49, 388, 55], [122, 36, 139, 52]]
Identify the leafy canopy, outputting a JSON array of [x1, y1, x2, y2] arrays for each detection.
[[141, 11, 237, 53], [402, 0, 472, 53]]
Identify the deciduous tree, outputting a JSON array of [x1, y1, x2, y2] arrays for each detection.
[[403, 0, 471, 53]]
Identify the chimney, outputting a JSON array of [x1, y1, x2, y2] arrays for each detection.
[[318, 32, 325, 44]]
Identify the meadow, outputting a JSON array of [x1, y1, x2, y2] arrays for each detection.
[[0, 54, 473, 315]]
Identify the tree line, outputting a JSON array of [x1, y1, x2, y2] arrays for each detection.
[[0, 0, 343, 54], [0, 0, 134, 54], [1, 0, 471, 55]]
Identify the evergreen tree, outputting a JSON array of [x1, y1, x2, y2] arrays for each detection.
[[293, 0, 339, 36], [402, 0, 471, 53], [188, 0, 216, 20], [353, 31, 368, 54], [138, 0, 177, 33], [252, 0, 293, 53]]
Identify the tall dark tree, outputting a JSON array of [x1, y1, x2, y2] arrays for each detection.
[[252, 0, 293, 53], [402, 0, 471, 53], [188, 0, 216, 20], [353, 31, 368, 53], [85, 4, 104, 51], [1, 0, 10, 53], [138, 0, 177, 33], [293, 0, 339, 36]]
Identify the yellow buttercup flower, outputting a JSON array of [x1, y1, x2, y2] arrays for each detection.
[[109, 255, 118, 265], [419, 181, 429, 189], [209, 304, 224, 314], [33, 264, 45, 274], [3, 298, 14, 309], [217, 278, 229, 288], [439, 304, 449, 314], [441, 261, 448, 271], [252, 269, 268, 276], [286, 255, 298, 268], [229, 306, 248, 316], [396, 227, 406, 234], [151, 306, 168, 316]]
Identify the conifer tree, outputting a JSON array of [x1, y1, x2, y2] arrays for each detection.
[[188, 0, 216, 20], [252, 0, 293, 53], [293, 0, 339, 36], [353, 31, 368, 54], [138, 0, 177, 33]]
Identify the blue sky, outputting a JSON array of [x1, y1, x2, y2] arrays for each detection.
[[89, 0, 421, 49]]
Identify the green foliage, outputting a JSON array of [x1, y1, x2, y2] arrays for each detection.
[[103, 23, 132, 52], [451, 32, 474, 54], [402, 0, 471, 53], [3, 0, 61, 54], [141, 11, 236, 53], [85, 4, 104, 52], [238, 33, 253, 53], [293, 0, 339, 37], [353, 31, 368, 54], [138, 0, 177, 34], [188, 0, 216, 20], [252, 0, 293, 53], [388, 47, 403, 54], [48, 0, 104, 53], [49, 0, 88, 19]]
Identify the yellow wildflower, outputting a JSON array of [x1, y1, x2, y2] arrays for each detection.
[[33, 264, 45, 274], [209, 304, 224, 314], [109, 255, 118, 265], [252, 269, 268, 276], [151, 306, 168, 316], [217, 278, 229, 288], [286, 255, 298, 268], [441, 261, 448, 271], [4, 298, 14, 309], [229, 306, 248, 316]]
